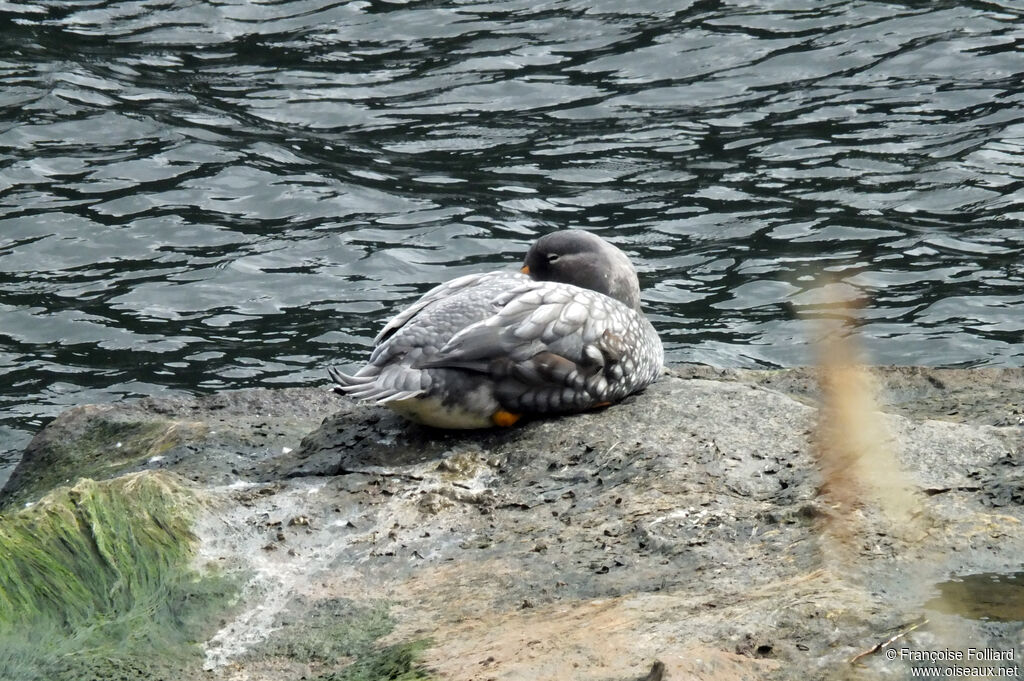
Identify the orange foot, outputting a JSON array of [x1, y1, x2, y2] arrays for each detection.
[[591, 401, 612, 409], [492, 410, 521, 427]]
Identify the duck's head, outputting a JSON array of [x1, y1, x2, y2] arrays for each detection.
[[522, 230, 642, 311]]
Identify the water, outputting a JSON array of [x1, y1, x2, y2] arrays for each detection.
[[927, 571, 1024, 623], [2, 0, 1023, 485]]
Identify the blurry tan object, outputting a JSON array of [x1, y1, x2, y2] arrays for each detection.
[[814, 312, 924, 548]]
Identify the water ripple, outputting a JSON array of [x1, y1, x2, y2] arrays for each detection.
[[1, 0, 1023, 481]]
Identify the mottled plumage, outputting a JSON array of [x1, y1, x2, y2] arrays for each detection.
[[330, 230, 664, 428]]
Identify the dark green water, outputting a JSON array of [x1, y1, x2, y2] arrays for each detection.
[[927, 571, 1024, 623], [2, 0, 1023, 484]]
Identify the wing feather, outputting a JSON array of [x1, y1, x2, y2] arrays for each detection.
[[374, 271, 512, 344], [337, 271, 662, 417], [421, 281, 661, 411]]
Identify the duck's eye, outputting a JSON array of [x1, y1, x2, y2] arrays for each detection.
[[546, 253, 560, 264]]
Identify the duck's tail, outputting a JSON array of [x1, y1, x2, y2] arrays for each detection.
[[328, 365, 426, 404]]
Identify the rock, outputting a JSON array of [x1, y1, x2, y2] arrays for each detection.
[[1, 367, 1022, 681], [1, 386, 340, 508]]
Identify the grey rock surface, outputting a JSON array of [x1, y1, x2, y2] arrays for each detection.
[[3, 366, 1023, 680]]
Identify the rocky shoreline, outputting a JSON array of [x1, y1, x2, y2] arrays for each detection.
[[1, 366, 1022, 680]]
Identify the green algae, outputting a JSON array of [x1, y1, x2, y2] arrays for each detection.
[[255, 598, 436, 681], [0, 472, 239, 681], [323, 640, 434, 681]]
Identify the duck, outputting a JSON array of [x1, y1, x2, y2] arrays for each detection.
[[329, 229, 664, 428]]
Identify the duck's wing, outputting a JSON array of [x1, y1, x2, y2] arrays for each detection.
[[374, 270, 518, 345], [422, 281, 663, 412], [332, 270, 530, 403]]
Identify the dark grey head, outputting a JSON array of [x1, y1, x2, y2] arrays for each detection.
[[522, 230, 642, 311]]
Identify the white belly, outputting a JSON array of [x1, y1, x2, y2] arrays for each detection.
[[386, 395, 494, 429]]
